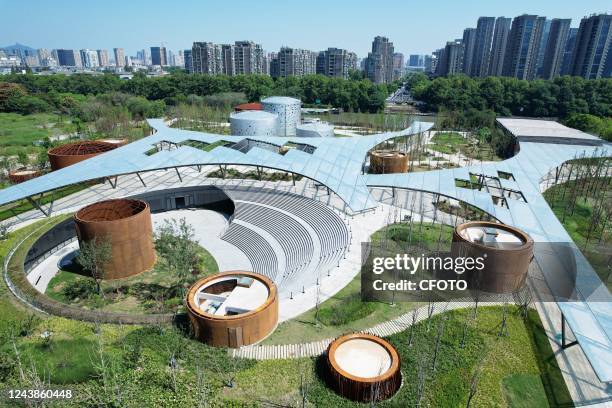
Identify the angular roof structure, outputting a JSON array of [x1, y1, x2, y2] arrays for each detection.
[[497, 117, 602, 145], [0, 119, 433, 213]]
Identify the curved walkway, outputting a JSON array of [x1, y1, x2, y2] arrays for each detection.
[[229, 300, 481, 359]]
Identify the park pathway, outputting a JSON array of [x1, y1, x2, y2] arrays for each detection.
[[229, 300, 486, 359]]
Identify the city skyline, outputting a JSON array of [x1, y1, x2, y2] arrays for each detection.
[[2, 0, 610, 57]]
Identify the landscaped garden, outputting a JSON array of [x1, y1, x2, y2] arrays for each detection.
[[304, 111, 416, 133], [207, 167, 302, 182], [427, 131, 503, 162], [0, 112, 77, 156], [228, 307, 573, 407], [45, 217, 219, 314], [0, 217, 574, 407]]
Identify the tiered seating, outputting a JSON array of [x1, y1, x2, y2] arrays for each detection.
[[221, 187, 351, 293], [234, 202, 313, 278], [221, 223, 278, 280], [231, 189, 349, 257]]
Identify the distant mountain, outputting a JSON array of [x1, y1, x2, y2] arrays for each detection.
[[1, 43, 36, 53]]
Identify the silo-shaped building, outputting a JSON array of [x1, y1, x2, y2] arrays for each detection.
[[230, 111, 279, 137], [74, 198, 156, 280], [186, 271, 278, 348], [451, 221, 534, 294], [261, 96, 301, 137], [326, 333, 401, 402], [48, 140, 118, 171]]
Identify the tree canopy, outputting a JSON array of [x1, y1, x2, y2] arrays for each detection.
[[406, 73, 611, 119], [0, 72, 395, 114]]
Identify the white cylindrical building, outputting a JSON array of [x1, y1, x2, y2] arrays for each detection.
[[230, 111, 279, 137], [296, 122, 335, 138], [261, 96, 301, 137]]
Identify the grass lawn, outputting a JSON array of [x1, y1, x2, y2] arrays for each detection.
[[263, 272, 420, 344], [0, 112, 78, 156], [15, 338, 98, 384], [46, 245, 219, 314], [226, 307, 573, 407], [427, 131, 466, 154]]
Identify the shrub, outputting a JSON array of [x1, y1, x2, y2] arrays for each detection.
[[62, 278, 99, 301]]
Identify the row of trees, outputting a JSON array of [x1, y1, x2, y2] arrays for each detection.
[[406, 73, 611, 120], [0, 82, 165, 119], [0, 72, 396, 114]]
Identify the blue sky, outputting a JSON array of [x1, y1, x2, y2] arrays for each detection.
[[1, 0, 610, 57]]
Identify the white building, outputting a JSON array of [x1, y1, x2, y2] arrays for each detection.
[[230, 111, 279, 137], [80, 49, 99, 68], [261, 96, 301, 137]]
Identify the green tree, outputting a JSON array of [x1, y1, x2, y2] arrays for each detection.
[[154, 218, 201, 288], [16, 150, 28, 167], [77, 237, 112, 296]]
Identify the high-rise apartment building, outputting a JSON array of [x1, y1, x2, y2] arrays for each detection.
[[113, 48, 125, 68], [234, 41, 264, 74], [423, 55, 434, 73], [167, 50, 175, 66], [461, 28, 477, 75], [184, 50, 192, 73], [37, 48, 51, 62], [37, 48, 56, 67], [151, 46, 167, 66], [192, 42, 222, 74], [315, 48, 357, 78], [190, 41, 265, 75], [260, 53, 269, 75], [55, 49, 81, 67], [80, 49, 99, 68], [97, 49, 109, 67], [392, 53, 404, 80], [535, 19, 551, 77], [488, 17, 512, 76], [560, 28, 578, 75], [269, 52, 279, 77], [541, 18, 572, 79], [408, 54, 424, 67], [136, 50, 145, 65], [220, 44, 235, 75], [470, 17, 496, 77], [141, 49, 150, 65], [364, 36, 394, 83], [570, 14, 612, 79], [436, 40, 464, 75], [502, 15, 546, 79], [276, 47, 317, 77]]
